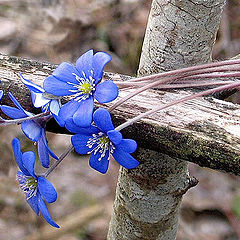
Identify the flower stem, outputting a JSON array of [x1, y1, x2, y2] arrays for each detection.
[[124, 58, 240, 83], [115, 81, 240, 131], [184, 72, 240, 80], [0, 112, 50, 126], [110, 67, 240, 111], [149, 81, 235, 89], [117, 65, 240, 86], [116, 70, 240, 88], [44, 144, 74, 178], [109, 75, 180, 111]]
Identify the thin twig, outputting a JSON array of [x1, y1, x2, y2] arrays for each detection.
[[126, 58, 240, 83], [44, 144, 74, 178], [111, 67, 240, 110], [0, 112, 50, 126]]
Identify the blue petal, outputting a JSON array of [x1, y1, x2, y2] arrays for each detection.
[[92, 52, 112, 84], [66, 118, 99, 134], [38, 177, 57, 203], [117, 139, 137, 153], [52, 62, 80, 84], [12, 138, 29, 175], [89, 150, 110, 174], [27, 194, 40, 215], [43, 75, 75, 96], [71, 134, 96, 154], [21, 120, 42, 141], [1, 105, 27, 119], [53, 113, 65, 127], [38, 196, 60, 228], [41, 130, 58, 160], [0, 90, 3, 100], [22, 151, 36, 178], [49, 100, 60, 116], [112, 146, 139, 169], [58, 100, 80, 125], [8, 92, 32, 116], [75, 50, 94, 80], [72, 97, 94, 127], [31, 92, 50, 108], [94, 80, 118, 103], [20, 73, 44, 93], [38, 137, 50, 168], [93, 108, 114, 133], [107, 130, 122, 145]]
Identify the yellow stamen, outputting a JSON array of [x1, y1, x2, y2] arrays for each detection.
[[99, 136, 109, 145], [79, 82, 94, 95], [27, 177, 37, 189]]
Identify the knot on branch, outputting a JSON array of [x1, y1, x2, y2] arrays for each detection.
[[173, 176, 199, 197]]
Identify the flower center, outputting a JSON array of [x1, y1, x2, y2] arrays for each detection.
[[17, 173, 38, 200], [86, 132, 115, 161], [78, 82, 94, 95], [69, 72, 96, 102], [27, 177, 38, 189], [99, 136, 109, 145]]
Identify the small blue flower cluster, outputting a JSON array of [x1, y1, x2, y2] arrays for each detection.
[[0, 50, 139, 227], [13, 138, 59, 228]]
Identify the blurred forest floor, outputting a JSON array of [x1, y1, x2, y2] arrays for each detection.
[[0, 0, 240, 240]]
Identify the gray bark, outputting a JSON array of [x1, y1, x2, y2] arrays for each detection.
[[107, 0, 225, 239], [138, 0, 226, 75]]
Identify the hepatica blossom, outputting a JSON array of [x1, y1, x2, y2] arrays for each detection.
[[20, 74, 64, 127], [12, 138, 59, 228], [0, 48, 141, 230], [20, 73, 61, 116], [43, 49, 118, 127], [67, 108, 139, 174], [1, 93, 58, 168]]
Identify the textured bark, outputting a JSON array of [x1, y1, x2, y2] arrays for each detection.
[[107, 0, 226, 239], [138, 0, 226, 75]]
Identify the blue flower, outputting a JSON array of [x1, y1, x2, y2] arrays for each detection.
[[1, 93, 58, 168], [12, 138, 59, 228], [20, 74, 64, 127], [43, 50, 118, 127], [67, 108, 139, 174]]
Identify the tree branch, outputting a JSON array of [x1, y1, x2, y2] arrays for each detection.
[[0, 53, 240, 176]]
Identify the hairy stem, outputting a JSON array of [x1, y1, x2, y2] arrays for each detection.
[[0, 112, 50, 126], [110, 71, 240, 111], [44, 144, 74, 178], [128, 58, 240, 82]]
